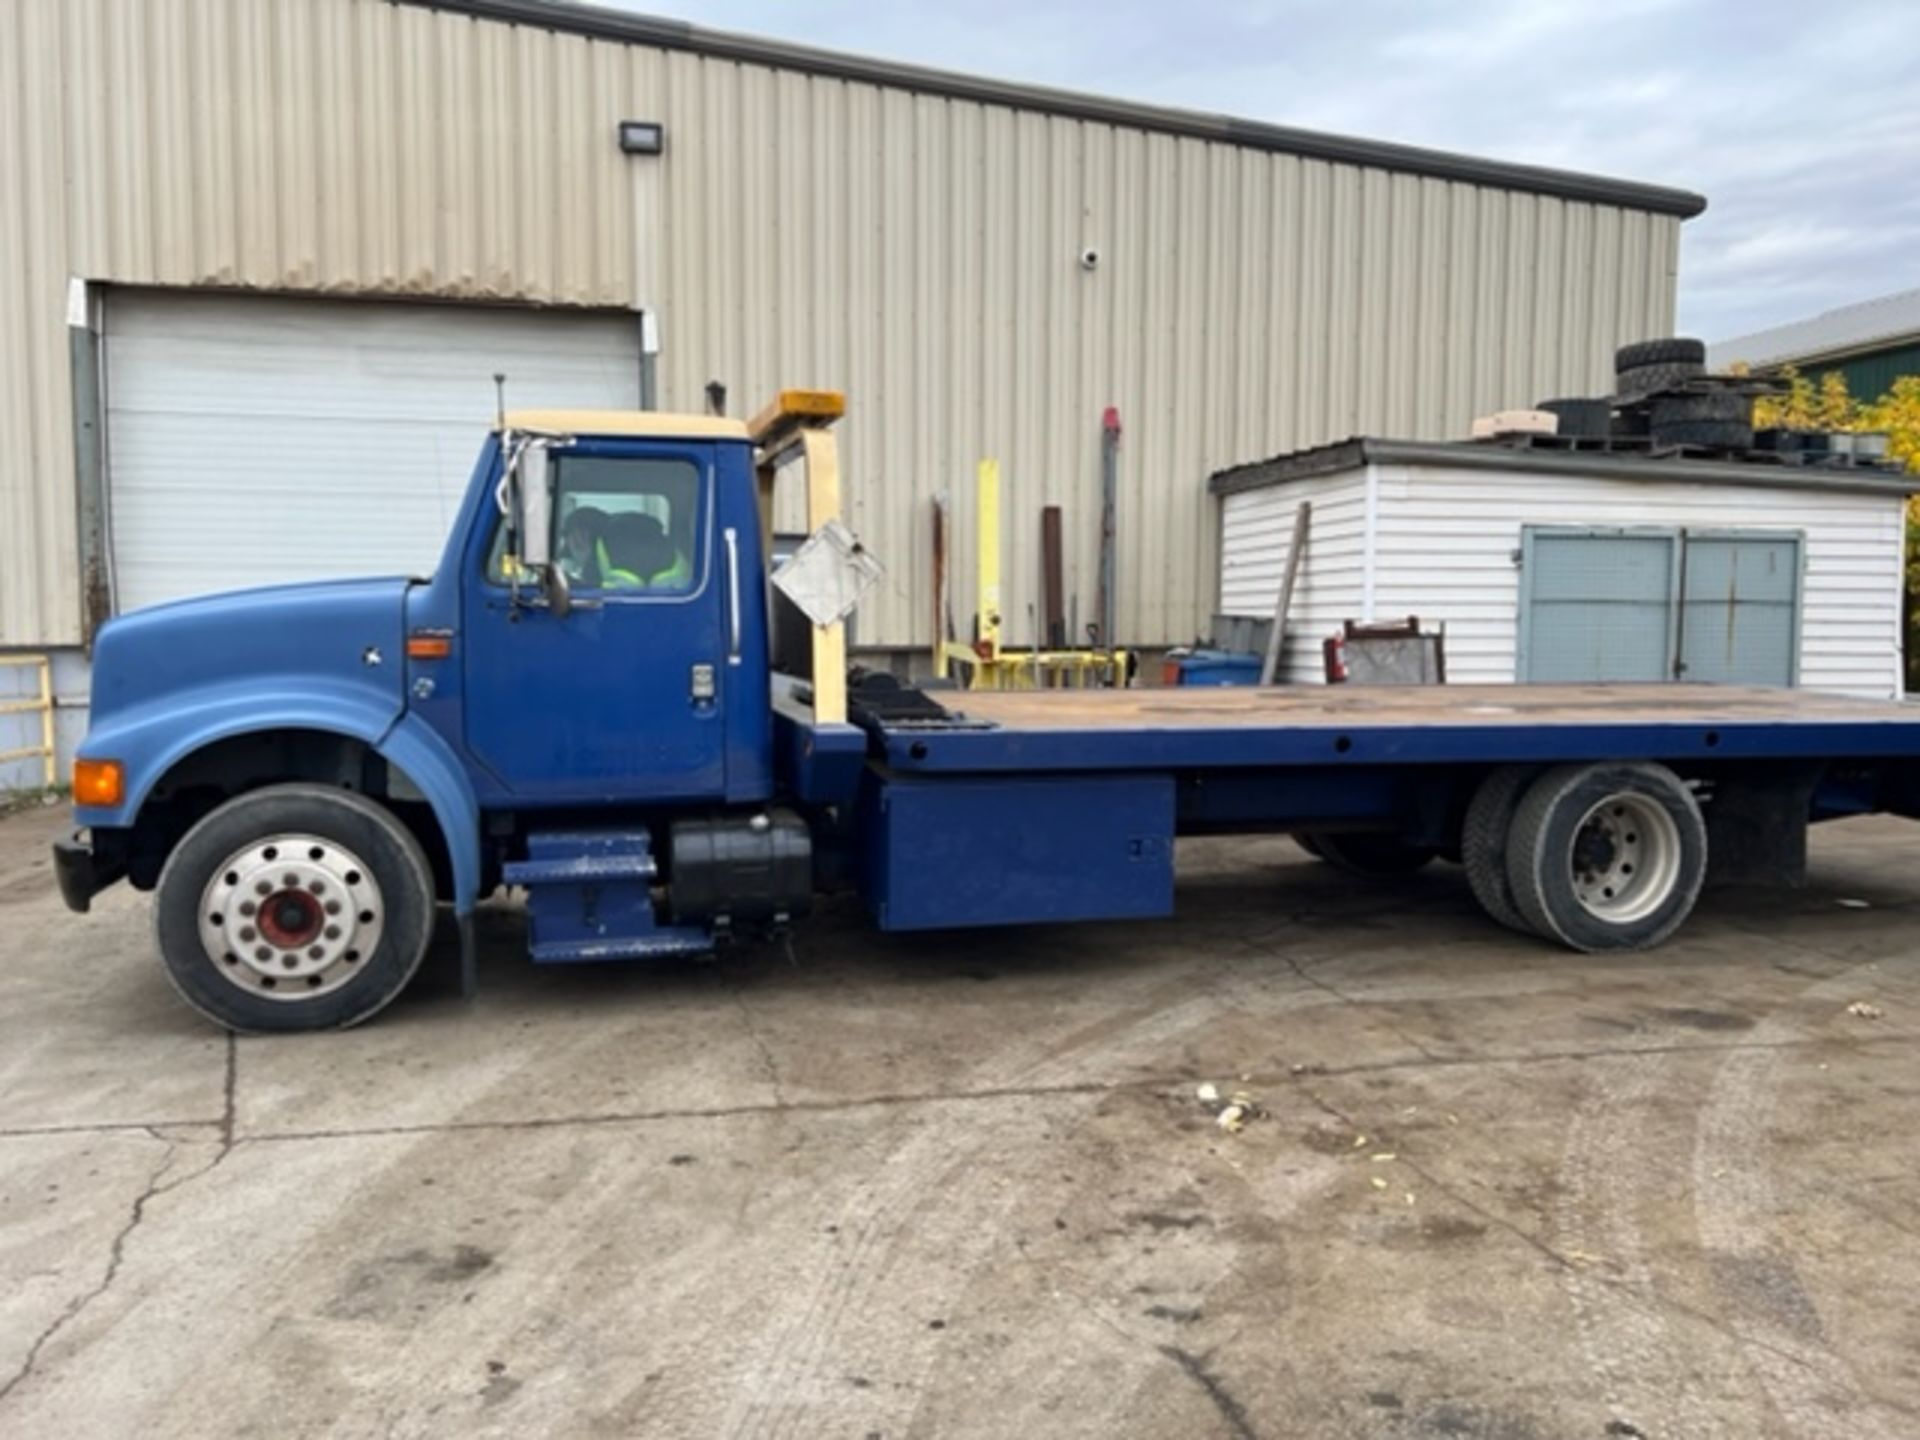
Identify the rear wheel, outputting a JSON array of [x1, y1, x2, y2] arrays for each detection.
[[1504, 763, 1706, 952], [154, 784, 436, 1032], [1300, 831, 1439, 878], [1461, 766, 1539, 933]]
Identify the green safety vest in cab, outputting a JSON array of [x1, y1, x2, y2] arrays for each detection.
[[595, 538, 690, 591], [594, 539, 643, 589]]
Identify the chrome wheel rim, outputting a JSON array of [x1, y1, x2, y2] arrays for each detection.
[[1570, 793, 1681, 924], [197, 833, 384, 1001]]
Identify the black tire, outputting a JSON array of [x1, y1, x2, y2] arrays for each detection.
[[1302, 832, 1439, 878], [1614, 360, 1705, 398], [1611, 407, 1651, 439], [1615, 337, 1705, 372], [1652, 391, 1748, 423], [1652, 420, 1751, 450], [154, 784, 436, 1032], [1538, 398, 1611, 440], [1650, 392, 1752, 451], [1504, 763, 1706, 952], [1461, 767, 1539, 934]]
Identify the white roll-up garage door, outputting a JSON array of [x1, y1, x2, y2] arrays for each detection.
[[103, 291, 642, 612]]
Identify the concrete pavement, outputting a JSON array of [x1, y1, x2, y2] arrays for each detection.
[[2, 799, 1918, 1438]]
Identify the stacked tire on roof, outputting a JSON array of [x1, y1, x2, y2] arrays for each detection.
[[1540, 337, 1754, 452]]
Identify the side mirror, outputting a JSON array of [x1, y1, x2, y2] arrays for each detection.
[[500, 436, 574, 617], [518, 443, 554, 568]]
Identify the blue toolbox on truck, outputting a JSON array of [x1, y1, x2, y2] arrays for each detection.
[[857, 773, 1175, 930]]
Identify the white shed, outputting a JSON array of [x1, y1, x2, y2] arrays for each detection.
[[1211, 439, 1911, 698]]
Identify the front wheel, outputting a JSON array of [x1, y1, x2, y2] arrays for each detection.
[[154, 784, 436, 1032], [1503, 763, 1706, 952]]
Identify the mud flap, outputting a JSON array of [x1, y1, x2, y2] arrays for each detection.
[[1704, 765, 1823, 890]]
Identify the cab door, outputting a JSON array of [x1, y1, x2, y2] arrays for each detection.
[[461, 440, 730, 803]]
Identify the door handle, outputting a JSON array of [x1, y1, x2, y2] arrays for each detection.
[[723, 526, 742, 664]]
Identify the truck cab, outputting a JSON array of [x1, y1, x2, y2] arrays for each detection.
[[56, 392, 866, 1032], [430, 411, 775, 808]]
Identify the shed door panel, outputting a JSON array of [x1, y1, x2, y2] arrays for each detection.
[[104, 292, 641, 612], [1679, 536, 1800, 686], [1522, 532, 1678, 682]]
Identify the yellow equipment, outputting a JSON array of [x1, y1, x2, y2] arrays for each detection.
[[935, 460, 1127, 690], [0, 653, 56, 789]]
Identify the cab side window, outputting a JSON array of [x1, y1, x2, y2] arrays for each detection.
[[488, 455, 702, 593]]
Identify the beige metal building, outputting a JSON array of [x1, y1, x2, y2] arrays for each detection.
[[0, 0, 1702, 782]]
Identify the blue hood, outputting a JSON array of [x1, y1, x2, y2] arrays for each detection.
[[89, 576, 412, 729]]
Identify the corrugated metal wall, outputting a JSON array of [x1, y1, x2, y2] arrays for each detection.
[[1812, 343, 1920, 405], [1, 0, 1682, 650], [1221, 463, 1905, 698]]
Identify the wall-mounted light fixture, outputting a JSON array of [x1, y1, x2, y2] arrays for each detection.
[[617, 120, 666, 155]]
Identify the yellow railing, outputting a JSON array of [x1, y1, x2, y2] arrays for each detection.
[[0, 653, 57, 789]]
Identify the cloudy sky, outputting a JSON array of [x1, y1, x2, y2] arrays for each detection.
[[618, 0, 1917, 344]]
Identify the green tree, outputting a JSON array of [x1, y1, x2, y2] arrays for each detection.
[[1747, 366, 1920, 687]]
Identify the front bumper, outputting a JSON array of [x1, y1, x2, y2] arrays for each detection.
[[53, 831, 125, 914]]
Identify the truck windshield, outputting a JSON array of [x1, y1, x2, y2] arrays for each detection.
[[488, 454, 703, 594]]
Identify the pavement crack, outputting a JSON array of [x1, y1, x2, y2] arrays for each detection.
[[725, 975, 787, 1107], [0, 1031, 1898, 1149], [1259, 940, 1444, 1065], [1311, 1031, 1918, 1077], [220, 1032, 238, 1149], [1011, 1232, 1240, 1431], [241, 1075, 1193, 1144], [1159, 1345, 1262, 1440], [0, 1137, 178, 1407], [0, 1118, 226, 1141], [202, 1025, 1915, 1146], [0, 1037, 242, 1408]]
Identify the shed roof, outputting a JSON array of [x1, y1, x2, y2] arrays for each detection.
[[1709, 288, 1920, 371], [1208, 438, 1916, 500], [410, 0, 1706, 219]]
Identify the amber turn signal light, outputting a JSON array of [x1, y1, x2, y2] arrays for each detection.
[[406, 633, 453, 660], [72, 758, 125, 808]]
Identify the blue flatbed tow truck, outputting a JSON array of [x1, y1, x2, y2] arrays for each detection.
[[53, 391, 1920, 1031]]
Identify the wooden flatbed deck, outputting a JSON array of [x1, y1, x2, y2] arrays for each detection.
[[944, 684, 1917, 733], [870, 683, 1920, 774]]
